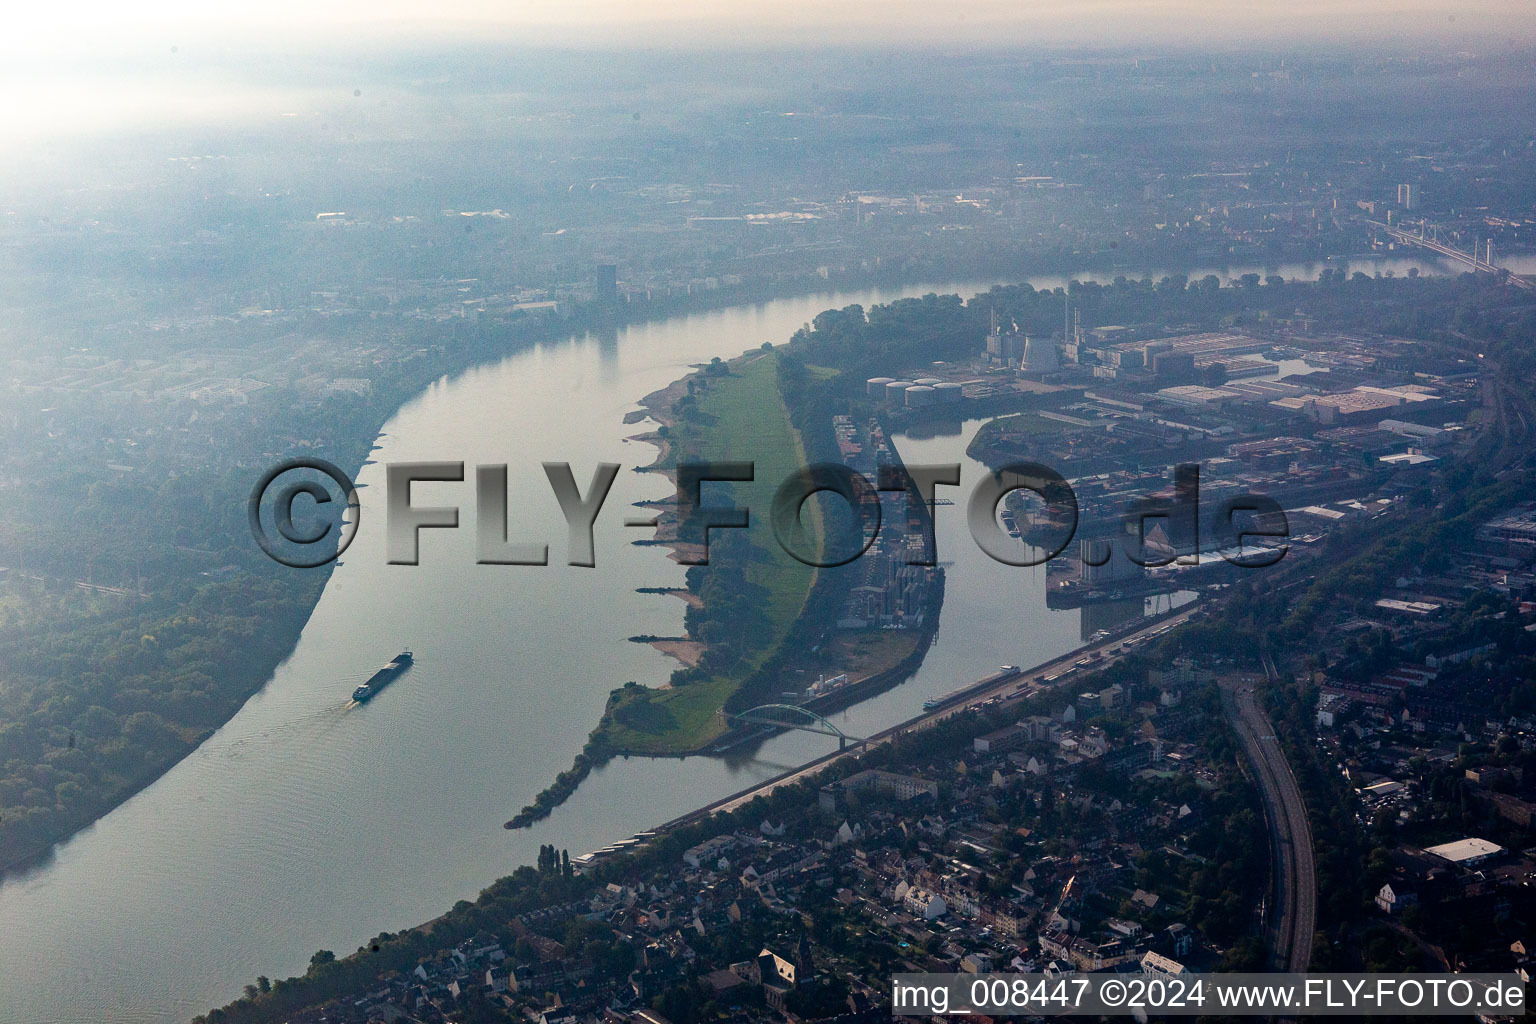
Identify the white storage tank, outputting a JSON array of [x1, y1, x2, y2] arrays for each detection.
[[885, 380, 915, 403], [934, 382, 964, 403], [905, 385, 936, 408], [866, 376, 895, 397], [913, 377, 943, 386]]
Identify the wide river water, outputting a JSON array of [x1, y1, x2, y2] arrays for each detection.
[[0, 256, 1455, 1023]]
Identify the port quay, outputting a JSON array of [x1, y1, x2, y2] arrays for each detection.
[[575, 600, 1199, 869]]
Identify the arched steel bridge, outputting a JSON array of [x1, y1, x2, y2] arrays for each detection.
[[732, 704, 865, 749]]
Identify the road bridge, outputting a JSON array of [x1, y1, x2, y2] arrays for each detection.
[[1368, 219, 1535, 292], [731, 704, 864, 749]]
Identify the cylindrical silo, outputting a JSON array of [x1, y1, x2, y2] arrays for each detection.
[[905, 385, 936, 408]]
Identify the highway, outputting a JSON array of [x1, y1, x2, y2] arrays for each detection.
[[1220, 666, 1316, 973], [656, 601, 1201, 827]]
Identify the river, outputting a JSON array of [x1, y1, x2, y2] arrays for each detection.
[[0, 254, 1452, 1023]]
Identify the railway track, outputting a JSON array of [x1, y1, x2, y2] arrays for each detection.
[[1220, 669, 1316, 973]]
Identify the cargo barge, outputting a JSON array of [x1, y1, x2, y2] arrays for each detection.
[[351, 651, 414, 703]]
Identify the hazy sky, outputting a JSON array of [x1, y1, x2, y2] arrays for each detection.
[[7, 0, 1532, 52], [1, 0, 1528, 146]]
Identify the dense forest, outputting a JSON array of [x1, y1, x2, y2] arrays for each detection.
[[0, 311, 579, 871]]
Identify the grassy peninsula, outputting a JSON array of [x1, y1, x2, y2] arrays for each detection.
[[508, 292, 977, 829], [601, 350, 822, 754], [506, 350, 826, 828]]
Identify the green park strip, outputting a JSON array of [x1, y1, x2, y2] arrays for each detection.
[[600, 351, 820, 755], [506, 350, 828, 828]]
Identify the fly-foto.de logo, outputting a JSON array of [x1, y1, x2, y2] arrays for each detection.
[[250, 458, 1289, 572]]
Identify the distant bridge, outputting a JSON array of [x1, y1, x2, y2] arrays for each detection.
[[732, 704, 864, 749], [1368, 219, 1535, 292]]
